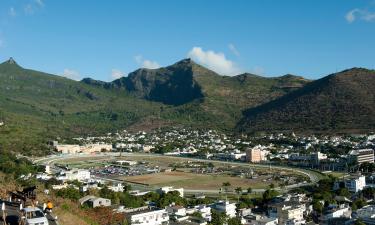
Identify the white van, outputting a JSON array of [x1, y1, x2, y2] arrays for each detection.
[[21, 207, 49, 225]]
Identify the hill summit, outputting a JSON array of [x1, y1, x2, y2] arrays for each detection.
[[237, 67, 375, 133]]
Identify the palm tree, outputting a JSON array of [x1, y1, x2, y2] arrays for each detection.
[[235, 187, 242, 202], [247, 187, 252, 195], [222, 182, 231, 199]]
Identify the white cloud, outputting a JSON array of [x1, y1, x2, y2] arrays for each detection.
[[9, 7, 16, 17], [250, 66, 265, 75], [346, 8, 375, 23], [142, 60, 160, 69], [24, 4, 34, 14], [24, 0, 44, 15], [187, 46, 242, 76], [62, 69, 81, 80], [228, 43, 240, 57], [134, 55, 160, 69], [111, 69, 125, 80], [35, 0, 44, 7]]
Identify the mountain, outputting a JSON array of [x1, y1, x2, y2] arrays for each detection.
[[4, 57, 306, 153], [236, 68, 375, 133], [6, 57, 373, 154], [83, 58, 310, 127], [111, 59, 205, 105], [0, 58, 167, 154]]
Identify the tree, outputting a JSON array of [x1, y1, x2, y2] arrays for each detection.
[[337, 187, 350, 198], [313, 201, 323, 214], [354, 219, 366, 225], [269, 183, 275, 189], [211, 209, 227, 225], [222, 182, 231, 193], [247, 187, 252, 194], [227, 217, 241, 225], [235, 187, 242, 202], [262, 189, 279, 203]]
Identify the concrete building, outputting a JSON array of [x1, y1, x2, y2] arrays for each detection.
[[57, 169, 90, 181], [55, 143, 112, 154], [320, 205, 351, 225], [157, 186, 184, 198], [81, 143, 112, 153], [349, 149, 374, 165], [55, 144, 80, 154], [125, 208, 169, 225], [211, 201, 236, 218], [334, 175, 366, 193], [268, 202, 306, 225], [246, 148, 263, 163], [356, 205, 375, 225], [166, 205, 187, 216], [79, 195, 111, 208], [254, 217, 279, 225]]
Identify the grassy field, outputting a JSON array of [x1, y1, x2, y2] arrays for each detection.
[[119, 171, 277, 190], [324, 171, 348, 178]]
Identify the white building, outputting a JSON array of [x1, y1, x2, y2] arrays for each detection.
[[166, 205, 186, 216], [126, 208, 169, 225], [268, 202, 306, 225], [320, 205, 351, 224], [356, 205, 375, 225], [186, 205, 211, 222], [254, 217, 279, 225], [349, 149, 374, 165], [108, 183, 124, 192], [211, 201, 236, 218], [57, 169, 90, 181], [157, 186, 184, 198], [55, 144, 80, 154], [334, 175, 366, 193]]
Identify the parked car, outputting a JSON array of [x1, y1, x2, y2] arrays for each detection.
[[21, 207, 49, 225]]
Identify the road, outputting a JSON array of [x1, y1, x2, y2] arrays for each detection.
[[33, 152, 324, 194], [0, 201, 58, 225]]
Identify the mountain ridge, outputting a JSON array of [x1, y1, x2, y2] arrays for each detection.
[[236, 67, 375, 133]]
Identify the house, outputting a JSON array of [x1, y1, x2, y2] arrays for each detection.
[[210, 201, 236, 218], [79, 195, 111, 208], [125, 208, 169, 225]]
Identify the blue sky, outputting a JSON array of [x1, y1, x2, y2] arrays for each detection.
[[0, 0, 374, 81]]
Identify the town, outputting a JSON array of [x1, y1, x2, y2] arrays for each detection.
[[1, 128, 375, 225]]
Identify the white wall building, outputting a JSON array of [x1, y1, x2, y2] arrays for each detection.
[[57, 169, 90, 181], [211, 201, 236, 218], [268, 202, 306, 225], [126, 209, 169, 225], [157, 186, 184, 198], [356, 205, 375, 225], [335, 175, 366, 193]]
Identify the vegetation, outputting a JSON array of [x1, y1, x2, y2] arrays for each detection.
[[0, 58, 311, 156], [238, 68, 375, 133]]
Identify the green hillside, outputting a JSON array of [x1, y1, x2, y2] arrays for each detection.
[[1, 57, 340, 155], [237, 68, 375, 134]]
